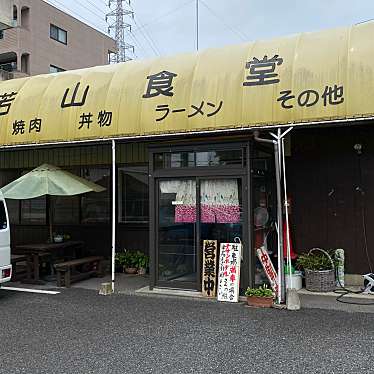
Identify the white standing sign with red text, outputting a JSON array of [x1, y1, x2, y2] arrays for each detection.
[[256, 246, 279, 294], [217, 242, 242, 303]]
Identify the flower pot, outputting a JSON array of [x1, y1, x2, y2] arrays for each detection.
[[246, 296, 273, 308], [124, 267, 137, 274], [137, 267, 146, 275]]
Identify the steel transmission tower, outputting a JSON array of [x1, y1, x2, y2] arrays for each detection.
[[106, 0, 134, 63]]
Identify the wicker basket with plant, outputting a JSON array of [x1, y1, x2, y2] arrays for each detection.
[[296, 248, 336, 292]]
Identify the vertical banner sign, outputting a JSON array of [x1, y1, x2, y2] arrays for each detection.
[[217, 242, 242, 303], [256, 246, 279, 294], [202, 240, 218, 297]]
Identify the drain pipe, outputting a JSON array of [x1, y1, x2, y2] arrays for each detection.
[[253, 130, 285, 304]]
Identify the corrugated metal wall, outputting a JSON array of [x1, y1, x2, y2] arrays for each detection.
[[0, 142, 148, 169], [0, 141, 150, 257]]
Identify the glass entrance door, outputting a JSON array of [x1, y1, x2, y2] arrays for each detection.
[[199, 178, 243, 247], [156, 177, 244, 290], [157, 179, 197, 289]]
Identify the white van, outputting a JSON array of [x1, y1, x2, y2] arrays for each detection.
[[0, 191, 11, 284]]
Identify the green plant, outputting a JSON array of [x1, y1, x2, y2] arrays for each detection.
[[136, 251, 149, 269], [245, 284, 273, 298], [296, 249, 336, 271], [115, 252, 126, 267], [115, 250, 138, 268]]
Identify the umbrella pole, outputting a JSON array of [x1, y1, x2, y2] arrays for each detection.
[[111, 140, 116, 293]]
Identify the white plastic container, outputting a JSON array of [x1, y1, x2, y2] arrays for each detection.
[[286, 272, 302, 290]]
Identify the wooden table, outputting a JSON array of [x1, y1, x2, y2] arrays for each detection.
[[15, 241, 84, 284]]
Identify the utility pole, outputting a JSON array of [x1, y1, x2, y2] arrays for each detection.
[[106, 0, 134, 63]]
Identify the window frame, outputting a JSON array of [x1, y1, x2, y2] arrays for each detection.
[[49, 64, 65, 73], [118, 164, 149, 224], [50, 24, 67, 45], [80, 167, 111, 225], [20, 196, 47, 226]]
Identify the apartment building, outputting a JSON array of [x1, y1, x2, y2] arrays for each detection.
[[0, 0, 116, 80]]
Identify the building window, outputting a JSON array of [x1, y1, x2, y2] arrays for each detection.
[[6, 199, 19, 224], [49, 65, 65, 73], [52, 196, 80, 224], [80, 168, 110, 224], [13, 5, 18, 21], [154, 148, 245, 169], [21, 7, 30, 29], [21, 197, 47, 225], [50, 24, 67, 45], [118, 166, 149, 223], [21, 54, 30, 74]]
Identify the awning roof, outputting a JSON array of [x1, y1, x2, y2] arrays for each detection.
[[0, 21, 374, 147]]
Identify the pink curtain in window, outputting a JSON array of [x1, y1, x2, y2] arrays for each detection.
[[161, 180, 240, 224]]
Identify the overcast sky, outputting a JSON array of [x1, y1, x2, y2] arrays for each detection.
[[46, 0, 374, 60]]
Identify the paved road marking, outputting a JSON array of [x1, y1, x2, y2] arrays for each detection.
[[0, 286, 60, 295]]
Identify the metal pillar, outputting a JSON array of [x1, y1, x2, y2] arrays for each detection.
[[111, 140, 116, 292], [254, 127, 293, 303]]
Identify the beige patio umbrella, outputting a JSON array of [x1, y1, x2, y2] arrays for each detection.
[[1, 163, 105, 241]]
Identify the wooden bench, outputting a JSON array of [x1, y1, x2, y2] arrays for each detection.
[[11, 254, 28, 281], [55, 256, 104, 287]]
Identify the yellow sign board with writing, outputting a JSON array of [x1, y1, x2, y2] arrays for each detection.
[[0, 22, 374, 146]]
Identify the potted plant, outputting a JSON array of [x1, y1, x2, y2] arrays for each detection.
[[296, 248, 335, 292], [136, 251, 149, 275], [245, 284, 274, 308], [115, 252, 126, 273], [122, 250, 138, 274]]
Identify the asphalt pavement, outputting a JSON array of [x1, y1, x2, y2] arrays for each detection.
[[0, 288, 373, 374]]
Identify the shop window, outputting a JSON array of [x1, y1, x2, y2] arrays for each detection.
[[80, 168, 110, 224], [0, 201, 7, 230], [52, 195, 79, 224], [195, 150, 243, 167], [118, 166, 149, 223], [154, 152, 195, 169], [50, 24, 67, 45], [154, 148, 244, 169], [21, 197, 46, 225]]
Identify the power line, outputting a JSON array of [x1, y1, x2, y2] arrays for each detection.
[[127, 28, 151, 58], [131, 0, 194, 34], [74, 0, 107, 22], [132, 16, 161, 56], [200, 0, 248, 42], [80, 0, 107, 16], [106, 0, 135, 62], [45, 0, 108, 34], [127, 2, 162, 57]]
